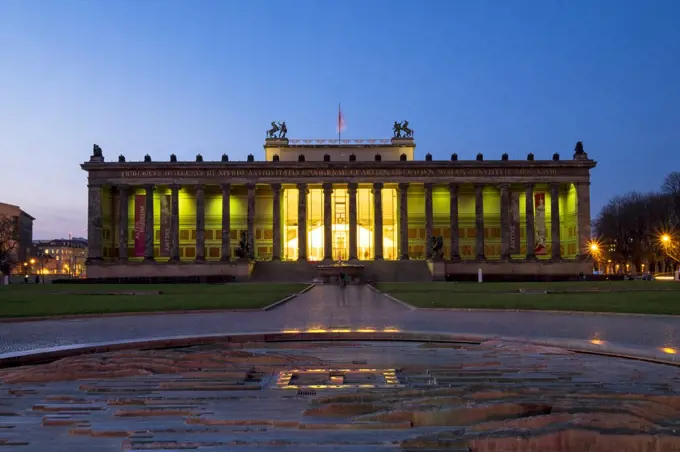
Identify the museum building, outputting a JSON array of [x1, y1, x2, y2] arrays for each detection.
[[82, 125, 596, 281]]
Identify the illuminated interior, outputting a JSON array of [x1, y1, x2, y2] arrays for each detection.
[[282, 185, 397, 261]]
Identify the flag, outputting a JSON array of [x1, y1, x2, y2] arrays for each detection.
[[337, 104, 346, 133]]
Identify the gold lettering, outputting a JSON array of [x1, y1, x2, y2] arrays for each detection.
[[120, 166, 561, 179]]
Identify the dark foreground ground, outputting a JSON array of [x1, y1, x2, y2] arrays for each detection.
[[1, 339, 680, 451]]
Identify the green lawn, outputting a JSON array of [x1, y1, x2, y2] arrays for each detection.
[[0, 283, 308, 318], [374, 281, 680, 315]]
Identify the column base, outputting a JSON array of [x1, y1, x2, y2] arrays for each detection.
[[525, 254, 537, 261], [85, 258, 103, 264], [449, 255, 461, 262], [271, 256, 281, 261], [143, 257, 155, 262], [195, 257, 205, 263], [374, 256, 384, 261], [220, 256, 231, 262], [475, 255, 486, 261], [297, 257, 307, 262], [117, 257, 128, 263], [400, 255, 410, 260]]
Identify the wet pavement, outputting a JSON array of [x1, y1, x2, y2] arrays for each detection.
[[2, 340, 680, 451], [1, 285, 680, 358]]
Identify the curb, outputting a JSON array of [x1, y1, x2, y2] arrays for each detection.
[[412, 307, 680, 318], [263, 284, 315, 311], [298, 283, 315, 294], [0, 308, 264, 323], [366, 284, 416, 311]]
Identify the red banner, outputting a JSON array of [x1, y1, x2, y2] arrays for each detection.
[[159, 195, 171, 257], [134, 195, 146, 257], [509, 191, 520, 254], [534, 192, 547, 255]]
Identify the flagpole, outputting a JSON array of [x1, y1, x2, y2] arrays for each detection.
[[338, 103, 341, 144]]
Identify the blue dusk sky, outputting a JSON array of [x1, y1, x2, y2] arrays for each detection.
[[1, 0, 678, 239]]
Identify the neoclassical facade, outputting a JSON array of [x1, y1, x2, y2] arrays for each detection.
[[82, 134, 596, 280]]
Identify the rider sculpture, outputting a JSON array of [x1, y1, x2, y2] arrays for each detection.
[[266, 121, 288, 139], [392, 120, 414, 138]]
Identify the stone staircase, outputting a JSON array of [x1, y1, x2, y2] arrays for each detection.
[[250, 261, 318, 282], [362, 260, 432, 282], [250, 260, 433, 283]]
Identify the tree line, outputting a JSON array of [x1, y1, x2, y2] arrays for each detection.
[[593, 172, 680, 273]]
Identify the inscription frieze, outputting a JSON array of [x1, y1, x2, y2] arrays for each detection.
[[120, 167, 563, 179]]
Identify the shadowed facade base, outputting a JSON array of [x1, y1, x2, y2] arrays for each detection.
[[85, 260, 254, 282], [82, 259, 592, 283]]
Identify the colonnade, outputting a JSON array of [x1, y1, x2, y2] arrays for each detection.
[[86, 181, 591, 262]]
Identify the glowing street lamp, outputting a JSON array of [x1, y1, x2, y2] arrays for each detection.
[[659, 233, 679, 265]]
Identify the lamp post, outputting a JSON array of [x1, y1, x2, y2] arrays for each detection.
[[589, 242, 600, 273]]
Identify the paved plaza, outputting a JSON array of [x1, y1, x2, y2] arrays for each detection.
[[2, 285, 679, 360]]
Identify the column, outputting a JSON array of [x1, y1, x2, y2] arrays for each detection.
[[449, 183, 460, 260], [373, 182, 384, 260], [194, 185, 205, 261], [475, 184, 485, 260], [297, 183, 307, 261], [551, 183, 561, 260], [398, 183, 409, 260], [348, 183, 358, 260], [424, 183, 434, 259], [247, 184, 256, 260], [110, 187, 118, 259], [323, 183, 333, 261], [86, 183, 103, 262], [220, 184, 231, 261], [499, 183, 510, 260], [170, 184, 180, 261], [118, 185, 129, 261], [576, 182, 591, 259], [271, 183, 282, 261], [144, 185, 154, 261], [525, 184, 535, 260]]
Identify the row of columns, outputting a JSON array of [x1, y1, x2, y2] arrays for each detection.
[[87, 181, 591, 262]]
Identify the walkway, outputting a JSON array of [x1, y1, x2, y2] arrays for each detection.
[[2, 285, 680, 357]]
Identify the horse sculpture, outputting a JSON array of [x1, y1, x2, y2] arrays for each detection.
[[392, 120, 414, 138], [400, 120, 414, 138], [266, 121, 280, 138]]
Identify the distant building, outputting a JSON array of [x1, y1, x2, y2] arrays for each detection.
[[33, 238, 88, 277], [0, 202, 35, 273]]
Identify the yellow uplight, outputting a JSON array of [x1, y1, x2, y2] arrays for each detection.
[[662, 234, 671, 243], [661, 347, 677, 355], [590, 339, 604, 345], [282, 328, 301, 334], [30, 258, 35, 264], [356, 328, 376, 333], [590, 243, 599, 252]]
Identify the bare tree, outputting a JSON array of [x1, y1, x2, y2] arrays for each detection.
[[661, 172, 680, 228], [0, 215, 18, 278], [662, 172, 680, 196]]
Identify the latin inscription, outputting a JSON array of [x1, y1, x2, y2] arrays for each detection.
[[120, 167, 560, 179]]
